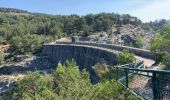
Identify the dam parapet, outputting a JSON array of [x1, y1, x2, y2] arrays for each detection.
[[55, 41, 157, 60]]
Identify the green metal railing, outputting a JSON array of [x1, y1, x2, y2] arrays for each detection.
[[116, 62, 170, 100]]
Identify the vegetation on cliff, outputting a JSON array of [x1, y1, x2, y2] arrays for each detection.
[[0, 8, 169, 57], [5, 60, 140, 100], [150, 25, 170, 69], [0, 51, 5, 64], [116, 49, 135, 65], [0, 8, 144, 56]]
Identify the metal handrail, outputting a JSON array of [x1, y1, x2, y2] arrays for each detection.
[[115, 62, 170, 100], [116, 66, 170, 75]]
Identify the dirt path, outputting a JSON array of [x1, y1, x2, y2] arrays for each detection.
[[135, 56, 155, 68]]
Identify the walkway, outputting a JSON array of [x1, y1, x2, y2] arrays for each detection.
[[135, 56, 155, 68]]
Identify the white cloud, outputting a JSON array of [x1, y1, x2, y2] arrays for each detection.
[[130, 0, 170, 22]]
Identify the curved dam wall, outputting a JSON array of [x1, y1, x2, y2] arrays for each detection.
[[42, 43, 119, 82], [42, 44, 118, 69], [55, 42, 157, 60]]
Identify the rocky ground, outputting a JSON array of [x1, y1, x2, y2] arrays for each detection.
[[0, 56, 52, 96], [80, 24, 155, 49], [0, 74, 25, 95], [129, 76, 153, 100]]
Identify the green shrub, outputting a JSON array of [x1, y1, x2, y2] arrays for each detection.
[[10, 34, 46, 55], [162, 52, 170, 70], [9, 71, 56, 100], [155, 53, 164, 64], [0, 51, 5, 64], [92, 62, 116, 81], [116, 49, 135, 64]]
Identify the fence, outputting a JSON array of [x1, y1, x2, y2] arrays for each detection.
[[116, 62, 170, 100]]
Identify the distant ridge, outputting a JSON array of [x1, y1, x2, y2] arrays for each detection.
[[0, 7, 30, 14], [167, 20, 170, 24]]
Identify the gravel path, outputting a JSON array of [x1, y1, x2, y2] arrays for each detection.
[[135, 56, 155, 68]]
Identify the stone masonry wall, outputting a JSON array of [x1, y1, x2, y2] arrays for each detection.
[[42, 44, 118, 69], [55, 42, 157, 60]]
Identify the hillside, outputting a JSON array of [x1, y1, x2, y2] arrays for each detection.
[[0, 7, 170, 100], [84, 24, 154, 49], [0, 7, 167, 56], [0, 8, 29, 14]]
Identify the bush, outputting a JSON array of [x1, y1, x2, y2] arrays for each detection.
[[162, 52, 170, 69], [9, 71, 56, 100], [0, 51, 5, 64], [134, 35, 145, 48], [150, 25, 170, 69], [116, 49, 135, 64], [10, 34, 45, 55], [92, 62, 116, 81], [155, 53, 164, 64]]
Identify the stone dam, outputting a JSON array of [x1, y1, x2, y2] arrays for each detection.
[[42, 42, 157, 69]]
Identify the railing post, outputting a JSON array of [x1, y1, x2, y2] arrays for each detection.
[[152, 72, 159, 100], [116, 67, 119, 80], [157, 79, 160, 100], [132, 63, 135, 68], [125, 68, 129, 88]]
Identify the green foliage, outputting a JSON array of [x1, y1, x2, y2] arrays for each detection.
[[0, 8, 29, 13], [93, 62, 116, 81], [150, 24, 170, 69], [149, 19, 168, 31], [8, 60, 140, 100], [117, 49, 135, 64], [0, 51, 5, 64], [0, 36, 5, 44], [53, 60, 93, 99], [93, 62, 109, 80], [162, 52, 170, 69], [150, 34, 170, 52], [160, 24, 170, 39], [0, 8, 143, 56], [134, 35, 145, 48], [155, 53, 164, 64], [0, 9, 142, 39], [150, 25, 170, 52], [10, 71, 56, 100], [10, 34, 48, 55], [94, 80, 139, 100], [56, 62, 64, 74]]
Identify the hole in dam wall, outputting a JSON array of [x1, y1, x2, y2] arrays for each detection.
[[42, 44, 119, 83]]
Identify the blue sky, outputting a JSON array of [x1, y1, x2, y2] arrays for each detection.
[[0, 0, 170, 22]]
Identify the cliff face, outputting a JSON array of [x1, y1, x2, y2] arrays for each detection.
[[82, 24, 155, 49]]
